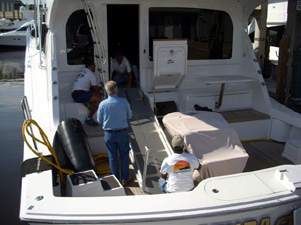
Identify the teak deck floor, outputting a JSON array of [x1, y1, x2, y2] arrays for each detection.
[[122, 141, 293, 196], [242, 140, 293, 172], [220, 109, 271, 123]]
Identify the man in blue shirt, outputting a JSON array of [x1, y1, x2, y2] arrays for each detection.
[[97, 81, 133, 186]]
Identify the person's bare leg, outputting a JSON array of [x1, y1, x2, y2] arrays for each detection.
[[85, 95, 101, 125], [90, 94, 102, 110], [88, 110, 95, 119]]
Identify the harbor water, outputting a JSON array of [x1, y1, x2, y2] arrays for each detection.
[[0, 46, 25, 80], [0, 46, 27, 225]]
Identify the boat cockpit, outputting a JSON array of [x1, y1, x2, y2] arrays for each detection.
[[22, 0, 301, 200]]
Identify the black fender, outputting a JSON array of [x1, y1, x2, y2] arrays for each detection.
[[54, 118, 96, 172]]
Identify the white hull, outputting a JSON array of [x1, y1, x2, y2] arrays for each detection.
[[20, 0, 301, 224], [0, 32, 26, 46], [20, 164, 301, 224]]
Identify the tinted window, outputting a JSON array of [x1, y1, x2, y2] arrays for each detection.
[[149, 8, 233, 61], [66, 10, 93, 65]]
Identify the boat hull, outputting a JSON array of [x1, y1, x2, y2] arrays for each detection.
[[20, 163, 301, 225], [0, 33, 26, 46], [21, 196, 300, 225]]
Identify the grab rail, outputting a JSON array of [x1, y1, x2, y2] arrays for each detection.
[[26, 26, 32, 68], [142, 146, 150, 193], [21, 96, 38, 151], [33, 0, 46, 69]]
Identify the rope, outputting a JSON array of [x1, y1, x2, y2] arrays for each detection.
[[94, 153, 111, 175], [22, 119, 75, 175]]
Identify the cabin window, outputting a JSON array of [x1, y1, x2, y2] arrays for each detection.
[[149, 8, 233, 61], [66, 10, 93, 65]]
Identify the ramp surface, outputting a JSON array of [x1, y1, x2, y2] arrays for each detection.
[[119, 87, 169, 194]]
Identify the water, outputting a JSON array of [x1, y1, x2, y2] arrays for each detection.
[[0, 46, 25, 80], [0, 46, 27, 225]]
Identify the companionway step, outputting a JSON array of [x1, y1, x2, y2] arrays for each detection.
[[82, 123, 103, 138]]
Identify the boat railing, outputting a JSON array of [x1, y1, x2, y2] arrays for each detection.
[[82, 0, 107, 96], [26, 25, 32, 68], [32, 0, 46, 69]]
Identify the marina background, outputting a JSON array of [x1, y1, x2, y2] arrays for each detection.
[[0, 46, 27, 225]]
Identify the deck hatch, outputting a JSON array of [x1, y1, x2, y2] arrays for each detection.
[[204, 174, 273, 201]]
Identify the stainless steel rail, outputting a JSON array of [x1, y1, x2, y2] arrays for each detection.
[[21, 96, 38, 151], [142, 146, 150, 193]]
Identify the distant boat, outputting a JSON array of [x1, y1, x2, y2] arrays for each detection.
[[0, 5, 34, 46], [0, 20, 34, 46], [248, 0, 288, 66]]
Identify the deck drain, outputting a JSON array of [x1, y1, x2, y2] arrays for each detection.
[[212, 189, 219, 193], [35, 195, 44, 201]]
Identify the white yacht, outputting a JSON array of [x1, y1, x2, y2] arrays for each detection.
[[248, 0, 288, 66], [20, 0, 301, 224], [0, 20, 34, 46], [0, 5, 34, 46]]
